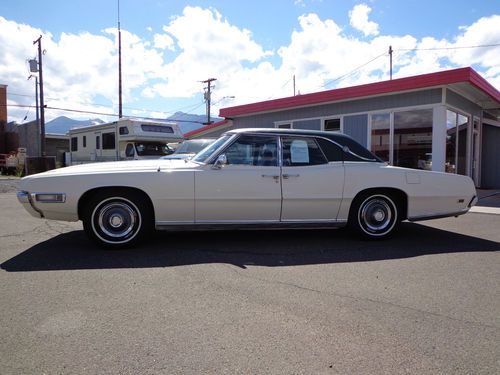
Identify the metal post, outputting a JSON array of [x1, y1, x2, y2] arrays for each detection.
[[118, 0, 123, 118], [35, 76, 40, 156], [33, 35, 45, 156], [389, 45, 393, 80]]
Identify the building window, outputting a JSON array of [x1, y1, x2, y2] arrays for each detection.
[[393, 109, 433, 169], [324, 118, 340, 132], [83, 136, 86, 148], [370, 113, 390, 163], [371, 109, 433, 169], [102, 133, 116, 150], [119, 126, 129, 135], [277, 123, 291, 129], [71, 137, 78, 151], [446, 110, 469, 175], [96, 136, 100, 150]]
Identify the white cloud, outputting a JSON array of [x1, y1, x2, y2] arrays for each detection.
[[153, 33, 174, 50], [349, 4, 379, 37], [0, 16, 166, 122], [1, 7, 499, 124], [143, 6, 273, 100]]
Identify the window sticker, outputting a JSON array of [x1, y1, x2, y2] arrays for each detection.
[[290, 140, 309, 163]]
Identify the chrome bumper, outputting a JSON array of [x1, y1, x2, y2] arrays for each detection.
[[17, 191, 44, 218]]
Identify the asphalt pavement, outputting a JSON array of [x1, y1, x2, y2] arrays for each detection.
[[0, 177, 499, 374]]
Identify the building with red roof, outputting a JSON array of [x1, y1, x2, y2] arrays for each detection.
[[187, 67, 500, 188]]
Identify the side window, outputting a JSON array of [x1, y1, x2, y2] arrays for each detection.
[[119, 126, 129, 135], [96, 136, 100, 149], [83, 136, 87, 148], [223, 135, 278, 166], [102, 133, 116, 150], [316, 138, 343, 162], [125, 143, 135, 157], [281, 137, 327, 166], [71, 137, 78, 151]]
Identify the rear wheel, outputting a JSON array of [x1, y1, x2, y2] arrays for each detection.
[[83, 190, 152, 249], [349, 192, 399, 239]]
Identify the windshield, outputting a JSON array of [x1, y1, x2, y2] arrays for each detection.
[[174, 139, 214, 154], [135, 142, 173, 156], [192, 135, 232, 163]]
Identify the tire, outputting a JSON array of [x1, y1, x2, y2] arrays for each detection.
[[349, 192, 399, 239], [83, 190, 152, 249]]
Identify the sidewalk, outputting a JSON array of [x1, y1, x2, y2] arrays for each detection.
[[471, 189, 500, 215]]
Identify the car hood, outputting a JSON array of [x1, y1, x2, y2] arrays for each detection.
[[22, 159, 199, 180]]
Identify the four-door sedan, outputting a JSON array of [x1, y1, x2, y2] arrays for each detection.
[[17, 128, 477, 248]]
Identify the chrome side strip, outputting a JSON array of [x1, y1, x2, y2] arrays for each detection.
[[155, 220, 347, 231]]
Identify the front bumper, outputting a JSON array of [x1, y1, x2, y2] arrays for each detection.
[[17, 191, 67, 219], [17, 191, 43, 218]]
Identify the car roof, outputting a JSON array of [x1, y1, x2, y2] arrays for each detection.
[[225, 127, 354, 142]]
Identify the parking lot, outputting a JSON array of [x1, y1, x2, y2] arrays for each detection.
[[1, 177, 499, 374]]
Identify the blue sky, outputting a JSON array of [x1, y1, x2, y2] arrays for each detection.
[[1, 0, 499, 123]]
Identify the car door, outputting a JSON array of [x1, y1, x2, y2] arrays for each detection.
[[195, 134, 282, 223], [280, 136, 345, 222]]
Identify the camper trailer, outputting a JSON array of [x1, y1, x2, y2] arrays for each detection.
[[67, 118, 183, 164]]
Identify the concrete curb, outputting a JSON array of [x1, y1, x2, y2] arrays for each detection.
[[470, 206, 500, 215]]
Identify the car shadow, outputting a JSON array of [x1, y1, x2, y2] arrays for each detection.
[[1, 222, 499, 272]]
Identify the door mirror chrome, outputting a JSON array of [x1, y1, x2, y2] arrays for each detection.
[[212, 154, 227, 170]]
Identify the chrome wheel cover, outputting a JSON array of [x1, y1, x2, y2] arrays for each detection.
[[91, 197, 142, 244], [358, 195, 397, 236]]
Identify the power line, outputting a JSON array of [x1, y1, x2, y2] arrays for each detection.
[[322, 51, 387, 89], [7, 91, 207, 117], [398, 43, 500, 52], [2, 103, 207, 124]]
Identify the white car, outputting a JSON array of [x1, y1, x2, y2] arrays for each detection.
[[17, 128, 477, 248], [160, 138, 215, 160]]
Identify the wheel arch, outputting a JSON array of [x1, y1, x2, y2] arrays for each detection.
[[78, 186, 155, 222], [350, 187, 408, 221]]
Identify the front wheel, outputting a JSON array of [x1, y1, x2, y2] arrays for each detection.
[[349, 193, 399, 239], [83, 190, 152, 249]]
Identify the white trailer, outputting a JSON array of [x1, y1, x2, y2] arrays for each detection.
[[67, 118, 183, 164]]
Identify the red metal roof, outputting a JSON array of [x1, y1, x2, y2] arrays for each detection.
[[220, 67, 500, 118], [183, 119, 229, 138]]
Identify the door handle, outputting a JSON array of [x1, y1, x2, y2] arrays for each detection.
[[261, 174, 280, 179], [283, 174, 300, 179]]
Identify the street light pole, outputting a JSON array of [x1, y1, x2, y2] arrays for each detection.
[[33, 35, 46, 156]]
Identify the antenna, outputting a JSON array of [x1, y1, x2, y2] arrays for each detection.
[[118, 0, 123, 118]]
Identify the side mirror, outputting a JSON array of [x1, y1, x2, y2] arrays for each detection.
[[342, 146, 350, 154], [212, 154, 227, 170]]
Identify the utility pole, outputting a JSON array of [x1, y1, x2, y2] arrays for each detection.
[[389, 45, 393, 80], [202, 78, 216, 125], [118, 0, 123, 118], [293, 75, 296, 96], [33, 35, 46, 156]]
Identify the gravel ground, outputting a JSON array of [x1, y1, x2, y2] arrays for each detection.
[[0, 178, 20, 194]]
